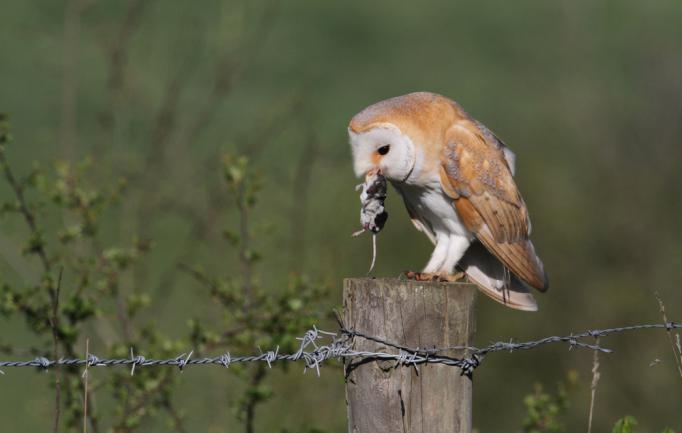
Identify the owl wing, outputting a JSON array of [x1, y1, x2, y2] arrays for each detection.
[[458, 241, 538, 311], [439, 120, 548, 291]]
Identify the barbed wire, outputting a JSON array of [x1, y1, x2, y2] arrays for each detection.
[[0, 322, 679, 378]]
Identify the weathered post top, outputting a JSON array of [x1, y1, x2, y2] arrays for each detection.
[[343, 277, 477, 433]]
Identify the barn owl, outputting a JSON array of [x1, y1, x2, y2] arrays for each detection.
[[349, 92, 548, 311]]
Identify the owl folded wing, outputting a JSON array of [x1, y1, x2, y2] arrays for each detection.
[[439, 121, 548, 291]]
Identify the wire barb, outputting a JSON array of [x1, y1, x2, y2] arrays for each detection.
[[0, 322, 677, 378]]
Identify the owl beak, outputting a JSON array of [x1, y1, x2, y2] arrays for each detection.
[[363, 168, 383, 180]]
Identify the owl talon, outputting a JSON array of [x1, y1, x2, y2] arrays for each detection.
[[403, 271, 439, 281], [404, 271, 466, 282], [405, 271, 440, 281], [440, 271, 466, 282], [403, 271, 421, 280]]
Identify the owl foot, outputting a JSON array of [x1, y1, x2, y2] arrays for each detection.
[[403, 271, 466, 282]]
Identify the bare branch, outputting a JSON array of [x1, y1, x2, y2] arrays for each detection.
[[0, 145, 51, 273], [51, 268, 64, 433], [83, 338, 90, 433], [59, 0, 86, 158], [244, 365, 266, 433], [289, 123, 319, 271], [179, 0, 281, 147], [99, 0, 151, 142], [587, 337, 600, 433], [654, 291, 682, 381]]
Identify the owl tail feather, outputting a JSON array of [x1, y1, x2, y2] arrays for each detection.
[[458, 242, 538, 312]]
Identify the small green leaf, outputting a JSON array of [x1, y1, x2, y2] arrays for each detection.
[[288, 298, 303, 311], [612, 416, 637, 433]]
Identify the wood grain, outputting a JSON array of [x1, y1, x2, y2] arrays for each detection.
[[344, 278, 476, 433]]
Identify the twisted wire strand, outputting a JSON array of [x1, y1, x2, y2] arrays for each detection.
[[0, 322, 678, 377]]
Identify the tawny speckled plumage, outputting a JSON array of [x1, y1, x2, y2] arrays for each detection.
[[348, 92, 548, 311]]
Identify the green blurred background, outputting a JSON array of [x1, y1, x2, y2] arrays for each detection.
[[1, 0, 681, 431]]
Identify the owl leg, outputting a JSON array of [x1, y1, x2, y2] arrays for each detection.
[[440, 235, 471, 274], [422, 233, 450, 273], [405, 235, 469, 282], [403, 234, 454, 281], [430, 235, 470, 281]]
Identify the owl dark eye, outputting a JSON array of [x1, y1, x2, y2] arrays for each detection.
[[377, 145, 390, 155]]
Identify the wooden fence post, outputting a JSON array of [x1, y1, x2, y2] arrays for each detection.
[[343, 278, 477, 433]]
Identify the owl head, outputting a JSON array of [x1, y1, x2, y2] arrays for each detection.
[[348, 92, 460, 183], [348, 123, 416, 182]]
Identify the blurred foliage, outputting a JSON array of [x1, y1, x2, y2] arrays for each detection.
[[519, 380, 678, 433], [1, 0, 682, 432], [183, 154, 329, 432], [1, 116, 183, 432], [520, 371, 577, 433], [612, 416, 676, 433], [0, 119, 328, 432]]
